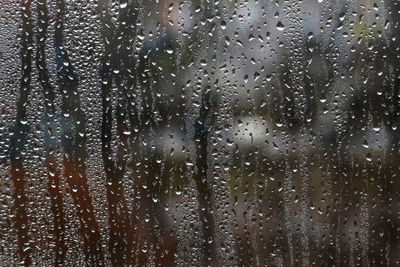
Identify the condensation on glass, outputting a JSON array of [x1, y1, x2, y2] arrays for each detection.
[[0, 0, 399, 266]]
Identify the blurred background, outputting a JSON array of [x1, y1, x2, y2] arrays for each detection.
[[0, 0, 400, 266]]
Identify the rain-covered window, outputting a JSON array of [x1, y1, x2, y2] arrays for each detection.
[[0, 0, 400, 266]]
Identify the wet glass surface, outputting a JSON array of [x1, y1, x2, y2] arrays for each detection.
[[0, 0, 400, 265]]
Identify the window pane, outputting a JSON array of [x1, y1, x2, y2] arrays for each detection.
[[0, 0, 399, 265]]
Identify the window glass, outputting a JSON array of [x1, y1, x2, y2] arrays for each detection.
[[0, 0, 399, 265]]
